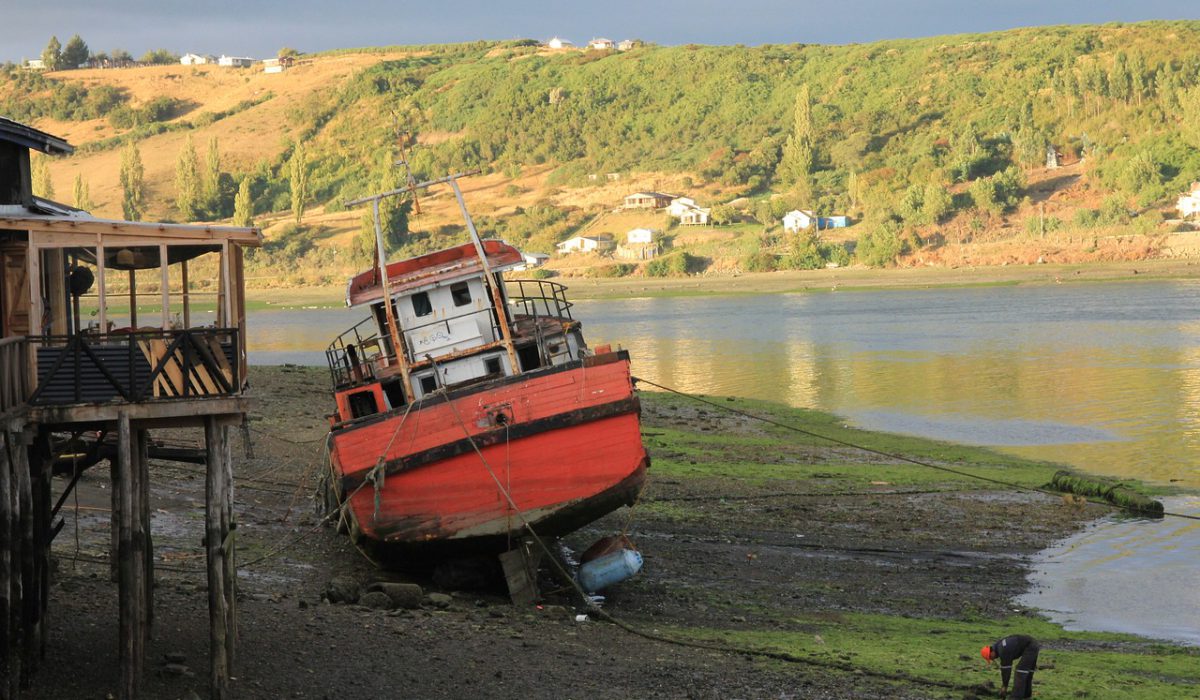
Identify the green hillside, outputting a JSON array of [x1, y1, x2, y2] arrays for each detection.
[[6, 21, 1200, 277]]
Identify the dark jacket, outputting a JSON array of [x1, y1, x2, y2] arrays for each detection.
[[990, 634, 1037, 687]]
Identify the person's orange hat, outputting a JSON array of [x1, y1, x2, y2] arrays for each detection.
[[980, 645, 994, 662]]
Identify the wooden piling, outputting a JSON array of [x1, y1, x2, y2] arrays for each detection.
[[1, 428, 16, 699], [117, 410, 140, 699], [205, 416, 231, 699], [16, 428, 34, 689], [137, 430, 153, 634]]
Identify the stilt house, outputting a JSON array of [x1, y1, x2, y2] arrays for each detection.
[[0, 116, 261, 699]]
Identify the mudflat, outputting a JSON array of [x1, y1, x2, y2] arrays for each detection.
[[31, 366, 1199, 699]]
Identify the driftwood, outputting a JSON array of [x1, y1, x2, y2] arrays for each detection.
[[1050, 470, 1164, 517]]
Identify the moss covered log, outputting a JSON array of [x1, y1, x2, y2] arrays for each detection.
[[1050, 470, 1164, 517]]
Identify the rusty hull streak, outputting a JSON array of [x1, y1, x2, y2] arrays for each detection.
[[367, 456, 649, 545]]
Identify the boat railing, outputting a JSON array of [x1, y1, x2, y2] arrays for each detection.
[[326, 316, 391, 389], [25, 328, 240, 406], [506, 279, 574, 322]]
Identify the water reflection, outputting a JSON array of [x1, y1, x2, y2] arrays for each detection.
[[574, 282, 1200, 488], [248, 281, 1200, 488]]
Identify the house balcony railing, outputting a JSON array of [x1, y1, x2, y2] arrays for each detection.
[[0, 336, 30, 414], [26, 328, 241, 407]]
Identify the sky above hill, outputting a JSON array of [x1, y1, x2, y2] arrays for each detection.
[[2, 0, 1195, 64]]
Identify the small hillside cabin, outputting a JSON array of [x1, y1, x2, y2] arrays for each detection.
[[520, 252, 550, 269], [626, 228, 654, 244], [617, 39, 640, 51], [783, 209, 817, 232], [623, 192, 675, 210], [218, 55, 255, 67], [679, 207, 711, 226], [546, 37, 574, 49], [181, 53, 215, 65], [588, 38, 615, 50], [555, 235, 613, 254], [666, 197, 699, 218], [1178, 183, 1200, 220]]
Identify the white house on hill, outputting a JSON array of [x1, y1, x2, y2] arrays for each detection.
[[588, 38, 615, 50], [679, 208, 711, 226], [181, 53, 215, 65], [782, 210, 817, 232], [547, 37, 574, 49], [626, 228, 655, 244], [666, 197, 698, 218], [218, 55, 255, 68], [556, 235, 613, 254], [1178, 182, 1200, 220]]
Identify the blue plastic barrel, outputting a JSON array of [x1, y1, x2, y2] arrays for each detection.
[[577, 548, 643, 592]]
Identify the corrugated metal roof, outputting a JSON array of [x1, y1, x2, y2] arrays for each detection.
[[0, 117, 73, 155]]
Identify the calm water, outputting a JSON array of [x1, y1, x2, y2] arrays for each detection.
[[251, 281, 1200, 489], [246, 280, 1200, 644]]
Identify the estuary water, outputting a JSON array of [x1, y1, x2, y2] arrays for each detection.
[[246, 278, 1200, 644]]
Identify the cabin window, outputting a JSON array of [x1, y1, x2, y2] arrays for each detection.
[[450, 282, 472, 307], [419, 375, 438, 394], [517, 344, 542, 372], [347, 390, 378, 419], [485, 356, 502, 375], [411, 292, 432, 317]]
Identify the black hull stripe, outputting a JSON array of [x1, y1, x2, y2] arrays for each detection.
[[337, 395, 641, 492], [330, 350, 632, 433]]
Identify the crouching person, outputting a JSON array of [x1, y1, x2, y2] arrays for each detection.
[[981, 634, 1039, 699]]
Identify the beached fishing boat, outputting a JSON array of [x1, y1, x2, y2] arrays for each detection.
[[322, 174, 647, 561]]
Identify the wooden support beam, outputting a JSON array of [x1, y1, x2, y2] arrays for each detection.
[[116, 410, 141, 699], [16, 428, 34, 689], [204, 416, 230, 699], [32, 430, 52, 664], [1, 429, 16, 698], [137, 430, 153, 636]]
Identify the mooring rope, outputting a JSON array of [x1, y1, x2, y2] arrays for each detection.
[[633, 376, 1200, 523]]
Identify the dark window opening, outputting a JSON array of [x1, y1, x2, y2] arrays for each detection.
[[411, 292, 432, 317], [450, 282, 472, 307], [382, 379, 407, 409], [485, 356, 502, 375], [347, 390, 378, 419], [516, 344, 542, 372], [419, 375, 438, 394]]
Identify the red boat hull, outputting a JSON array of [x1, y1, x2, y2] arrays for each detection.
[[328, 352, 647, 555]]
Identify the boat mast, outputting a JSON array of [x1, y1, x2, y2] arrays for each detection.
[[448, 176, 521, 377], [370, 197, 414, 399]]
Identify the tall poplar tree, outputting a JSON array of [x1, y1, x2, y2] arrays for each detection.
[[174, 135, 200, 221], [290, 141, 308, 225], [119, 142, 144, 221], [203, 136, 221, 216], [73, 173, 92, 211], [776, 85, 815, 197], [232, 177, 254, 227], [41, 36, 62, 70], [31, 155, 53, 199]]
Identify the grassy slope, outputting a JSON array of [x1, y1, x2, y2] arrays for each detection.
[[11, 21, 1200, 286]]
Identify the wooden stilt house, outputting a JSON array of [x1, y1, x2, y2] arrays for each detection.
[[0, 117, 261, 699]]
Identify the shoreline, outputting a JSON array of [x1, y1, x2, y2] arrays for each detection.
[[245, 258, 1200, 307], [30, 367, 1199, 699]]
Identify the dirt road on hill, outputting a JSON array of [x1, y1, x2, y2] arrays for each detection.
[[28, 365, 1103, 700]]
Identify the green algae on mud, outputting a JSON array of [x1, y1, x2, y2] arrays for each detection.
[[683, 615, 1200, 700], [634, 389, 1199, 698]]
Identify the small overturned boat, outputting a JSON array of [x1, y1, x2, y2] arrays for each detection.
[[322, 173, 648, 562]]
